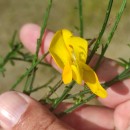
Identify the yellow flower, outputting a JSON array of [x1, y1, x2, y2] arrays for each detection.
[[49, 29, 107, 98]]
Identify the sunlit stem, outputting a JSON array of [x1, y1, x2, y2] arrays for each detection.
[[94, 0, 127, 70], [51, 81, 75, 110], [28, 0, 52, 91], [58, 94, 96, 117], [46, 79, 63, 98], [103, 67, 130, 89], [34, 0, 52, 61], [87, 0, 113, 64], [9, 57, 51, 67], [11, 52, 49, 90], [29, 76, 56, 93], [65, 89, 90, 100], [78, 0, 84, 37], [23, 68, 37, 95]]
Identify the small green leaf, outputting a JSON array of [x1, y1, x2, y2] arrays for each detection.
[[9, 31, 17, 49]]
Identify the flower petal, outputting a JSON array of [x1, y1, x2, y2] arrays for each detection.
[[81, 63, 107, 98], [71, 65, 82, 84], [66, 37, 88, 63], [62, 63, 72, 84], [49, 30, 71, 69], [62, 29, 73, 44]]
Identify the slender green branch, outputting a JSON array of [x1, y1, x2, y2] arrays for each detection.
[[35, 0, 52, 60], [23, 67, 37, 95], [59, 64, 130, 115], [78, 0, 84, 37], [88, 38, 97, 48], [58, 94, 96, 116], [29, 69, 37, 91], [39, 80, 63, 105], [13, 0, 52, 92], [29, 76, 56, 93], [94, 0, 127, 70], [9, 31, 17, 48], [0, 44, 22, 68], [65, 89, 90, 100], [46, 79, 63, 98], [27, 0, 52, 91], [23, 70, 35, 95], [17, 51, 26, 58], [103, 67, 130, 89], [10, 57, 51, 67], [11, 52, 49, 90], [51, 81, 75, 110], [87, 0, 113, 63], [118, 58, 130, 69]]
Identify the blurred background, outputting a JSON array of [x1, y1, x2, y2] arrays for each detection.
[[0, 0, 130, 98]]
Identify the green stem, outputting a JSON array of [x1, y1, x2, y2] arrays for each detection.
[[10, 57, 51, 67], [29, 76, 56, 93], [35, 0, 52, 60], [0, 44, 22, 67], [9, 31, 17, 48], [94, 0, 127, 70], [29, 68, 37, 92], [58, 94, 96, 116], [103, 67, 130, 89], [11, 52, 49, 90], [51, 81, 75, 110], [65, 89, 90, 100], [28, 0, 52, 91], [13, 0, 52, 92], [78, 0, 84, 37], [46, 79, 63, 98], [87, 0, 113, 63], [23, 68, 37, 95], [23, 70, 33, 94]]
